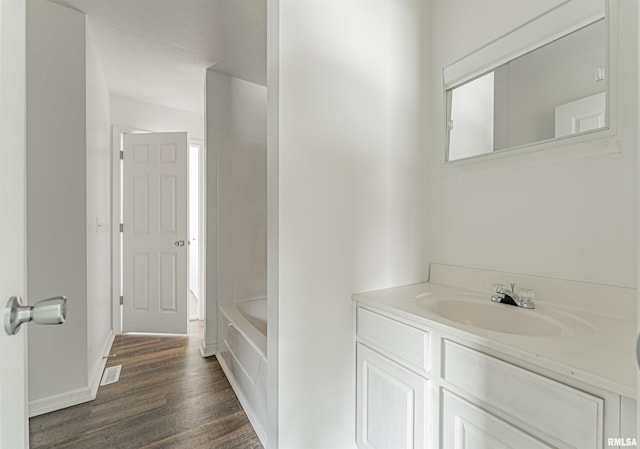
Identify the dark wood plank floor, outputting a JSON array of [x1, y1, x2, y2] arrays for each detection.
[[29, 321, 263, 449]]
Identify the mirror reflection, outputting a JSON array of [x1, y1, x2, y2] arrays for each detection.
[[446, 18, 607, 162]]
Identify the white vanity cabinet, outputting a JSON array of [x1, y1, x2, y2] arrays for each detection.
[[357, 345, 428, 449], [356, 304, 632, 449], [356, 307, 430, 449], [441, 340, 609, 449]]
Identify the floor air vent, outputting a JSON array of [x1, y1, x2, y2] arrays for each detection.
[[100, 365, 122, 386]]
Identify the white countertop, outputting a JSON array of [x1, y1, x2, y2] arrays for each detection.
[[353, 281, 637, 399]]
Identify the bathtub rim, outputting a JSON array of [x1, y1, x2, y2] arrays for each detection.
[[219, 299, 267, 359]]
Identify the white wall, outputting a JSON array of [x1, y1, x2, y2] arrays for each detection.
[[429, 0, 637, 289], [217, 132, 267, 304], [111, 94, 205, 141], [85, 19, 112, 389], [270, 0, 428, 447], [26, 0, 88, 401], [205, 69, 267, 355], [26, 1, 113, 413]]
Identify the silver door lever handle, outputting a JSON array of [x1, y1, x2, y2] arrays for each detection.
[[3, 295, 67, 336]]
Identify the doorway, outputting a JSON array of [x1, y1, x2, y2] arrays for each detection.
[[188, 140, 205, 322], [112, 128, 205, 336]]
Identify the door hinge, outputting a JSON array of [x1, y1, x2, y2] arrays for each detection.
[[120, 223, 123, 232], [120, 151, 124, 160], [119, 295, 123, 305]]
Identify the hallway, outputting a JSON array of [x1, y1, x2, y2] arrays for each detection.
[[29, 322, 263, 449]]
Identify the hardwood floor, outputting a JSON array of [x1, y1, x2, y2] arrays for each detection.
[[29, 321, 263, 449]]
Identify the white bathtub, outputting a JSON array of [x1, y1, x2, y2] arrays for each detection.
[[218, 299, 267, 445]]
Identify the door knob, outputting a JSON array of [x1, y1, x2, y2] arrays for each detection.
[[175, 240, 185, 247], [3, 295, 67, 336]]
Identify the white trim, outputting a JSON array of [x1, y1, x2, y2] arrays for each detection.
[[29, 387, 93, 418], [449, 127, 620, 170], [110, 125, 149, 335], [444, 0, 621, 167], [29, 330, 116, 417], [112, 127, 207, 335], [188, 138, 206, 322], [199, 342, 217, 358], [636, 0, 640, 431], [442, 0, 604, 88], [89, 331, 116, 398], [266, 0, 280, 446]]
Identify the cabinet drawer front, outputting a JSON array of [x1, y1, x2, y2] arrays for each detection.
[[443, 341, 603, 449], [357, 307, 429, 375]]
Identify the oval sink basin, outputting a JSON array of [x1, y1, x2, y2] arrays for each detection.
[[424, 298, 563, 337]]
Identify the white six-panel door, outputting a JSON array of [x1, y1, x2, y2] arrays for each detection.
[[0, 0, 29, 446], [123, 132, 188, 334]]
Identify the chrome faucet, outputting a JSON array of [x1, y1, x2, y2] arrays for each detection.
[[491, 283, 535, 309]]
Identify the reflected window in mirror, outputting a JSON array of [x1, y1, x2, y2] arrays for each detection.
[[445, 18, 608, 162]]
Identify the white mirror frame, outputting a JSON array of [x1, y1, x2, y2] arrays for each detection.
[[443, 0, 619, 164]]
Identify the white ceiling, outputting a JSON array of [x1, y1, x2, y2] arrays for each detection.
[[49, 0, 266, 114]]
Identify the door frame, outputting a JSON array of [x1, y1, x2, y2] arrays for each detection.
[[188, 139, 206, 321], [111, 126, 207, 334], [111, 125, 144, 334], [0, 0, 28, 445]]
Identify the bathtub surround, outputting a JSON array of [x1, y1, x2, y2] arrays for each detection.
[[206, 67, 267, 357], [206, 69, 268, 441], [218, 299, 268, 444], [217, 131, 267, 305]]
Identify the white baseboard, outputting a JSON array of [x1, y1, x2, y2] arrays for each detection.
[[90, 330, 116, 398], [29, 386, 93, 417], [200, 341, 217, 358], [29, 330, 116, 418]]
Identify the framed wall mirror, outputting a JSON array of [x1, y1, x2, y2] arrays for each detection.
[[444, 1, 614, 162]]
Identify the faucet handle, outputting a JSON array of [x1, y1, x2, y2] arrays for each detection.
[[518, 288, 536, 306]]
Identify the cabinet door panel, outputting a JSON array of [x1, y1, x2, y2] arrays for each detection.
[[442, 390, 554, 449], [357, 344, 428, 449]]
